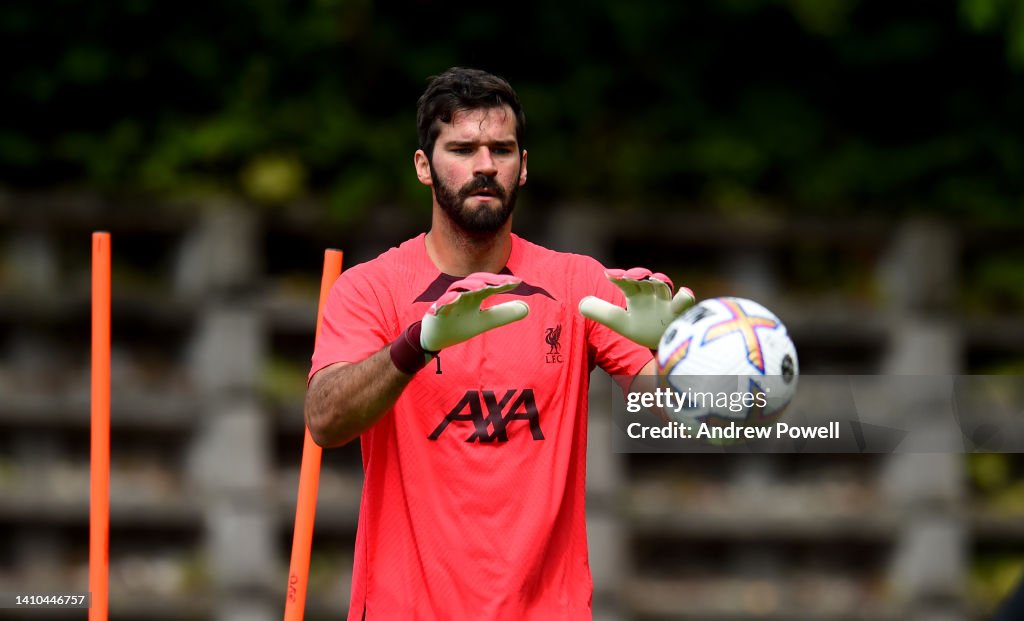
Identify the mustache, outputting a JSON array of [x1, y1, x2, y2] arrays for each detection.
[[458, 175, 506, 201]]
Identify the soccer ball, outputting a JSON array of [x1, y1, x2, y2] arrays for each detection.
[[656, 297, 799, 427]]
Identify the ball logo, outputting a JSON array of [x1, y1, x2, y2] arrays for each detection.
[[685, 306, 712, 324], [782, 354, 795, 383], [663, 327, 677, 344]]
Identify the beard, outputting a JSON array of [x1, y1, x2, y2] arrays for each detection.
[[431, 166, 519, 235]]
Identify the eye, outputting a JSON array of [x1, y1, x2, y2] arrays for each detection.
[[451, 147, 473, 155], [492, 147, 514, 155]]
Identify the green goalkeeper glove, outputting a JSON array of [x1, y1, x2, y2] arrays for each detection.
[[578, 267, 695, 349], [390, 273, 529, 373], [421, 273, 529, 351]]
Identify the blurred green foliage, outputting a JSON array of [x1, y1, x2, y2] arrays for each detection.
[[964, 255, 1024, 313], [971, 553, 1024, 613], [969, 453, 1024, 513], [2, 0, 1024, 221], [262, 356, 311, 402]]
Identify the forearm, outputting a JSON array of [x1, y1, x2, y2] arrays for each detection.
[[304, 346, 414, 447], [305, 272, 528, 447]]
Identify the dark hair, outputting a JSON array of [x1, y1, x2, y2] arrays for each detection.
[[416, 67, 526, 159]]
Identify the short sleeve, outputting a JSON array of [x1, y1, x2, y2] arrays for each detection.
[[309, 266, 396, 381]]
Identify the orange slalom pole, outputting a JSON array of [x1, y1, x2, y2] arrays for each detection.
[[90, 232, 111, 621], [284, 249, 343, 621]]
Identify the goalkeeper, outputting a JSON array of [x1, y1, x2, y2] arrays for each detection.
[[306, 67, 693, 621]]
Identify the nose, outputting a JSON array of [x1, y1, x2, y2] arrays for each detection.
[[473, 147, 498, 177]]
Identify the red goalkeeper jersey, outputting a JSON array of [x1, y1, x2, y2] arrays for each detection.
[[310, 233, 651, 621]]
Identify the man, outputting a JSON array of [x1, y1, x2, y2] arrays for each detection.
[[306, 67, 693, 620]]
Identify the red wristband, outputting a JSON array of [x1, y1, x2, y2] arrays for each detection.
[[389, 321, 435, 375]]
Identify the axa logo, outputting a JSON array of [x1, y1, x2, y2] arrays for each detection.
[[429, 389, 544, 442], [545, 325, 563, 363]]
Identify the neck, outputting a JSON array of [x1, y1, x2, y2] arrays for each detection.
[[426, 211, 513, 276]]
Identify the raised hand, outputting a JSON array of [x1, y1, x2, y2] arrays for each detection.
[[578, 267, 695, 349]]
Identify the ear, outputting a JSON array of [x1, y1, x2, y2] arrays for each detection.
[[414, 149, 433, 186], [518, 150, 528, 186]]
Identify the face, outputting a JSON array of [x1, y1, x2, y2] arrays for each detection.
[[415, 105, 528, 235]]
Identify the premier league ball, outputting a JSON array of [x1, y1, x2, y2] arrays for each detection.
[[656, 297, 799, 427]]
